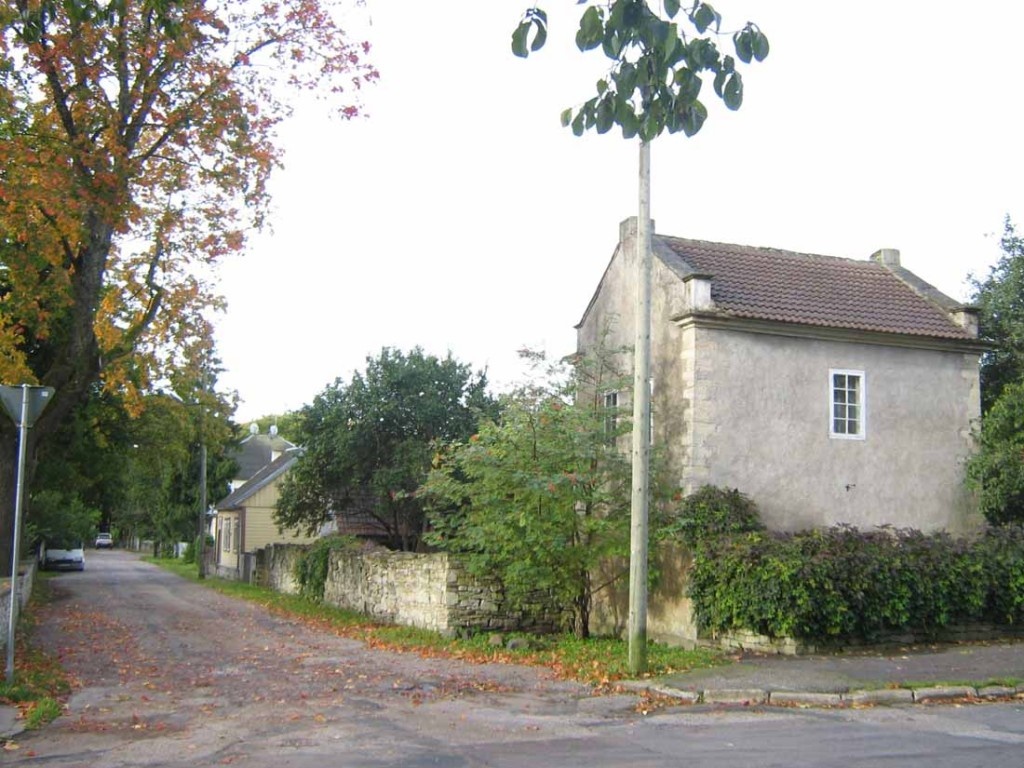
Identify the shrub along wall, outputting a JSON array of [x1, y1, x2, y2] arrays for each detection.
[[690, 524, 1024, 644]]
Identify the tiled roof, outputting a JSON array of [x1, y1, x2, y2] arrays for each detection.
[[217, 448, 301, 510], [231, 433, 298, 482], [659, 236, 973, 340]]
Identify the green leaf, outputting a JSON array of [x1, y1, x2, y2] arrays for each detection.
[[571, 110, 586, 137], [733, 29, 753, 63], [560, 108, 573, 128], [602, 28, 623, 59], [692, 3, 720, 34], [674, 67, 702, 101], [664, 0, 681, 18], [713, 69, 726, 99], [530, 14, 548, 52], [511, 21, 529, 58], [681, 100, 708, 137], [576, 5, 604, 51], [615, 96, 638, 130], [753, 31, 770, 62], [613, 62, 637, 95], [723, 72, 743, 110], [596, 97, 614, 134]]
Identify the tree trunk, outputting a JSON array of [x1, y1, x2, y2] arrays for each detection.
[[573, 570, 592, 640], [0, 227, 111, 575]]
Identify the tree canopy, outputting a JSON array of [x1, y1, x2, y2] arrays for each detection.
[[275, 348, 496, 551], [513, 0, 768, 140], [423, 349, 678, 638], [970, 218, 1024, 413], [0, 0, 374, 569], [966, 217, 1024, 524]]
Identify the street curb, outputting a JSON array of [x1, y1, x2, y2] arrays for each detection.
[[635, 682, 1024, 709], [913, 685, 977, 703], [769, 691, 844, 707], [701, 688, 769, 705], [847, 688, 914, 706], [0, 704, 23, 741]]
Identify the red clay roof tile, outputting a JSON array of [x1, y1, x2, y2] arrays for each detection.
[[659, 236, 972, 340]]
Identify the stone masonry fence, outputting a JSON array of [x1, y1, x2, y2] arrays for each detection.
[[254, 544, 565, 636], [1, 559, 36, 652]]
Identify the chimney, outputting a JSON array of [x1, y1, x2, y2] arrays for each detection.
[[870, 248, 901, 268], [619, 216, 656, 246]]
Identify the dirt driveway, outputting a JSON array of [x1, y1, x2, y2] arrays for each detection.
[[9, 550, 636, 767]]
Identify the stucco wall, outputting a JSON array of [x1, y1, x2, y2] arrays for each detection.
[[590, 544, 697, 646], [688, 325, 982, 534]]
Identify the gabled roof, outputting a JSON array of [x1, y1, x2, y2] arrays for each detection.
[[660, 237, 974, 340], [217, 447, 301, 511], [231, 432, 298, 482]]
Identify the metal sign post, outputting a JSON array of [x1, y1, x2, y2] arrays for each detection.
[[2, 384, 54, 683]]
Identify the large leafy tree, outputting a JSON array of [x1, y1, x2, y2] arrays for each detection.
[[970, 218, 1024, 412], [423, 349, 676, 639], [966, 217, 1024, 524], [966, 381, 1024, 525], [275, 348, 496, 551], [27, 378, 236, 553], [0, 0, 375, 570]]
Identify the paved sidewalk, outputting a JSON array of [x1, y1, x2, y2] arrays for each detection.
[[643, 639, 1024, 707]]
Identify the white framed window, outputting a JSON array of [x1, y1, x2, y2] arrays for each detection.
[[222, 520, 231, 552], [829, 369, 865, 439], [603, 391, 619, 438]]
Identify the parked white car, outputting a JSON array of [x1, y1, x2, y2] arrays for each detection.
[[95, 532, 114, 549], [40, 539, 85, 571]]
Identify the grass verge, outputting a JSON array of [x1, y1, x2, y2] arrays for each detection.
[[147, 557, 724, 685], [0, 577, 72, 733]]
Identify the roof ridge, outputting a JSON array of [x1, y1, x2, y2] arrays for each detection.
[[658, 234, 870, 267]]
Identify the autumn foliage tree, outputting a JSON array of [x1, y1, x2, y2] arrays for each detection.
[[0, 0, 375, 570]]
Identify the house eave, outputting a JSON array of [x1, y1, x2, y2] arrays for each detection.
[[671, 312, 991, 354]]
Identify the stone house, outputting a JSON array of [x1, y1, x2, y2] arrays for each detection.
[[578, 218, 987, 642]]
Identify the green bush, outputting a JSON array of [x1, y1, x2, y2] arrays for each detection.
[[294, 536, 360, 603], [182, 534, 215, 564], [667, 485, 764, 550], [689, 523, 1024, 641]]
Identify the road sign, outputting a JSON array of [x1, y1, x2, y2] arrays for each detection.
[[0, 385, 55, 428]]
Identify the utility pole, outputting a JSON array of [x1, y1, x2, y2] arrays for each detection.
[[197, 438, 207, 579], [627, 140, 652, 675]]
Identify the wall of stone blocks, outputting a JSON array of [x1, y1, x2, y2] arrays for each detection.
[[259, 544, 564, 635], [1, 559, 36, 651]]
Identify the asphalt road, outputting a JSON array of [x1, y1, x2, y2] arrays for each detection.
[[9, 550, 1024, 767]]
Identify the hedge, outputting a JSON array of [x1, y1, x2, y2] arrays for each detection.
[[681, 489, 1024, 642]]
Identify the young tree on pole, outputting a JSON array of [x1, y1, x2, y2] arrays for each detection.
[[512, 0, 768, 671], [0, 0, 376, 571]]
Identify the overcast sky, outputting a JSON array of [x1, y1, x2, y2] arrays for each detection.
[[215, 1, 1024, 423]]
